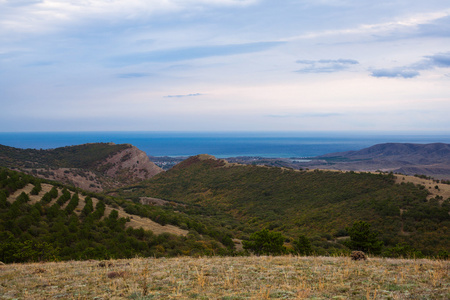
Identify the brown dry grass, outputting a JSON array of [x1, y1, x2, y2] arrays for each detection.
[[0, 255, 448, 299], [394, 174, 450, 201]]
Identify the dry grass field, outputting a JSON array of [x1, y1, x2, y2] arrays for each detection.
[[1, 255, 448, 299]]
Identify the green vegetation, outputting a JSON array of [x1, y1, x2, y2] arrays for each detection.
[[117, 155, 450, 257], [293, 235, 313, 256], [0, 168, 232, 263], [0, 143, 130, 169], [343, 221, 383, 254], [1, 150, 450, 262], [242, 229, 286, 255]]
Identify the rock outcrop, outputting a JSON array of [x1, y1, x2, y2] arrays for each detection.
[[0, 143, 163, 192], [97, 145, 163, 183]]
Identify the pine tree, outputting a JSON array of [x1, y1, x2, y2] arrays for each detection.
[[345, 221, 383, 254]]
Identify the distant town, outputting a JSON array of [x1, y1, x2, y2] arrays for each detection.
[[150, 155, 316, 171]]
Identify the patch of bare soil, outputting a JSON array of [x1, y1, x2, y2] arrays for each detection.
[[139, 197, 170, 206], [24, 168, 104, 192]]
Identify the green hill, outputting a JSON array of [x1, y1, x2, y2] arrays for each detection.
[[0, 167, 232, 263], [0, 143, 129, 169], [2, 150, 449, 262], [116, 155, 450, 257]]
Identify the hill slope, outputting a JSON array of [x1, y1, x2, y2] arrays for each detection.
[[0, 167, 235, 263], [0, 143, 163, 191], [118, 155, 450, 256]]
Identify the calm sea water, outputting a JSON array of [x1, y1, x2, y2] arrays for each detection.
[[0, 132, 449, 158]]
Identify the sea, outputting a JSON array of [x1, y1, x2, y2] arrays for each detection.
[[0, 131, 449, 158]]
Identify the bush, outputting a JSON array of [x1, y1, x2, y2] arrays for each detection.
[[242, 229, 286, 256], [383, 243, 424, 259], [293, 235, 312, 256], [30, 182, 42, 195]]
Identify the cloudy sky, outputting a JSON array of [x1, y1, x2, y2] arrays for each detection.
[[1, 0, 450, 132]]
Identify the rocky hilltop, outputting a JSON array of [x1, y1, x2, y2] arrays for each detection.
[[97, 144, 162, 182], [0, 143, 163, 191]]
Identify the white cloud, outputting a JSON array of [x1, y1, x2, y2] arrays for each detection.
[[0, 0, 259, 34], [284, 10, 450, 41]]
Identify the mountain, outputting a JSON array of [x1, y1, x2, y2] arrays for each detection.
[[306, 143, 450, 179], [0, 143, 163, 192], [320, 143, 450, 163], [224, 143, 450, 180]]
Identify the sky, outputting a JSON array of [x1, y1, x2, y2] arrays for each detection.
[[1, 0, 450, 133]]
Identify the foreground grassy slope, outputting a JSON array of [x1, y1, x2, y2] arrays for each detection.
[[1, 255, 448, 299], [119, 156, 450, 256]]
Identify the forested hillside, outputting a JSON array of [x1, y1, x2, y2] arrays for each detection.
[[0, 168, 233, 263], [118, 155, 450, 257], [0, 143, 129, 169], [2, 152, 450, 263]]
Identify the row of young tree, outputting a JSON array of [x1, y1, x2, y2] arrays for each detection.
[[0, 168, 233, 263]]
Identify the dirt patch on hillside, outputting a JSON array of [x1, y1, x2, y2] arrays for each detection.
[[140, 197, 170, 206], [103, 204, 188, 236], [24, 168, 103, 192]]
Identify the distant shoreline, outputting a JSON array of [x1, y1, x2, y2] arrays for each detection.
[[1, 131, 449, 158]]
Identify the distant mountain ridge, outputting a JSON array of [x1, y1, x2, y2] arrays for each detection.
[[0, 143, 163, 191], [225, 142, 450, 180], [321, 143, 450, 162], [314, 142, 450, 179]]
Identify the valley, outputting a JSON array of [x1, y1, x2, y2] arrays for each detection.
[[1, 142, 449, 262]]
